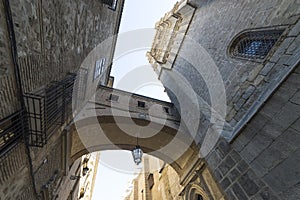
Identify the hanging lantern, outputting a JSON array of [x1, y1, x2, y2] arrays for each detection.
[[131, 145, 143, 165]]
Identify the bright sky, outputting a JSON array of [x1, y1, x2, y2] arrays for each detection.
[[92, 0, 177, 200]]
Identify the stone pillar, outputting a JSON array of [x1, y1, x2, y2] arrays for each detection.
[[143, 156, 152, 200]]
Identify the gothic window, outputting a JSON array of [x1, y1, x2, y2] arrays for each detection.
[[196, 194, 203, 200], [229, 29, 284, 60]]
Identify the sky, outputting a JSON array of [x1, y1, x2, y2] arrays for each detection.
[[92, 0, 177, 199]]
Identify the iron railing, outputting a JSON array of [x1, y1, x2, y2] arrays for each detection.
[[24, 73, 76, 147], [0, 110, 24, 157], [230, 29, 284, 60]]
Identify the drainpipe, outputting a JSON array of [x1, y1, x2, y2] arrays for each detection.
[[2, 0, 38, 198]]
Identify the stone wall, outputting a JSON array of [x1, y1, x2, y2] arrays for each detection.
[[0, 0, 124, 119], [205, 65, 300, 199], [0, 142, 35, 200], [0, 2, 20, 118], [159, 0, 300, 143], [151, 0, 300, 199], [10, 0, 122, 93], [126, 158, 225, 200], [0, 0, 125, 199]]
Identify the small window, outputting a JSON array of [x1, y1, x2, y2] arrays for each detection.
[[148, 173, 154, 189], [138, 101, 145, 108], [94, 58, 106, 80], [196, 194, 203, 200], [163, 107, 170, 114], [108, 94, 119, 101], [229, 29, 284, 60]]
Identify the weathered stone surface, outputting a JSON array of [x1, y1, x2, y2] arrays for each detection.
[[244, 130, 273, 161], [259, 62, 275, 76], [232, 126, 257, 152], [216, 140, 231, 159], [279, 183, 300, 200], [220, 177, 231, 190], [236, 160, 249, 174], [263, 148, 300, 193], [206, 151, 222, 170], [253, 128, 299, 173], [288, 19, 300, 36], [225, 189, 237, 200], [272, 101, 300, 130], [0, 1, 125, 199], [218, 156, 236, 176], [213, 169, 223, 182], [228, 168, 241, 182], [249, 113, 271, 131], [256, 187, 279, 200], [286, 35, 300, 54], [233, 98, 246, 111], [232, 183, 248, 200], [239, 171, 260, 197], [291, 117, 300, 132], [230, 150, 241, 163], [269, 37, 295, 63], [290, 90, 300, 105]]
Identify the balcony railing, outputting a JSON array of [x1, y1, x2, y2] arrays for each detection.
[[24, 73, 76, 147]]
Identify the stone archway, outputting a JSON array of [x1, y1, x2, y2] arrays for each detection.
[[184, 183, 210, 200], [68, 114, 199, 177]]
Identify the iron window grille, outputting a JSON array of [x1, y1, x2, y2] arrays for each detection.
[[229, 29, 284, 60], [0, 110, 24, 157], [24, 73, 76, 147]]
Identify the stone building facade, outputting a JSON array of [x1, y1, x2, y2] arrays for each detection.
[[125, 155, 224, 200], [147, 0, 300, 199], [0, 0, 299, 200], [0, 0, 124, 199], [77, 152, 100, 200]]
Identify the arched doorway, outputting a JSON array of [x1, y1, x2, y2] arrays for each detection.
[[184, 183, 210, 200]]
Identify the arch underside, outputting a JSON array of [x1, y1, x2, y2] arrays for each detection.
[[70, 115, 200, 174]]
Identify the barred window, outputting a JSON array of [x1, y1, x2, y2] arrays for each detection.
[[230, 29, 284, 60], [108, 94, 119, 101]]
